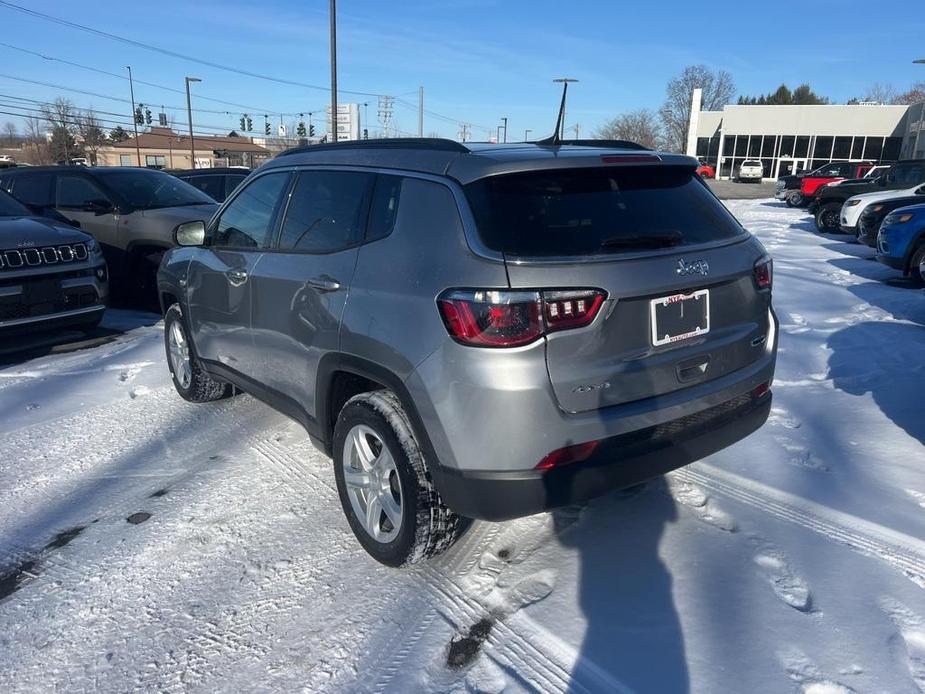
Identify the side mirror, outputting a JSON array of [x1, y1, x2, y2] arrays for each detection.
[[84, 198, 113, 215], [174, 220, 206, 246]]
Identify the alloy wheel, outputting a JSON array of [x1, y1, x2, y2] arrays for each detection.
[[342, 424, 403, 543], [167, 320, 192, 389]]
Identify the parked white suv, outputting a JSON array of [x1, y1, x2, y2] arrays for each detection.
[[737, 160, 764, 183]]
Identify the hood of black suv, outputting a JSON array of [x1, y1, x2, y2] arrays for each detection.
[[0, 215, 92, 248]]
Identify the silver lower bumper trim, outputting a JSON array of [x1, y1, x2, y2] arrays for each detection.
[[0, 304, 104, 329]]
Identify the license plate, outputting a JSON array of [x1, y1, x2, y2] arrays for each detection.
[[650, 289, 710, 346]]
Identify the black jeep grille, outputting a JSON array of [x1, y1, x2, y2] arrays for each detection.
[[0, 243, 88, 271]]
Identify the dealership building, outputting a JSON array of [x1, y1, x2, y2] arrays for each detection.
[[686, 90, 925, 180]]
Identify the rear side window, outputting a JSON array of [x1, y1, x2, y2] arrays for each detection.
[[893, 164, 925, 185], [186, 175, 224, 201], [10, 172, 53, 207], [366, 175, 402, 243], [277, 170, 373, 253], [464, 166, 745, 258], [213, 172, 290, 248]]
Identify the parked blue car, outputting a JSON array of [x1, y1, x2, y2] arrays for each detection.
[[876, 202, 925, 285]]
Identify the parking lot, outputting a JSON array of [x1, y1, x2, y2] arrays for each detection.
[[2, 197, 924, 693]]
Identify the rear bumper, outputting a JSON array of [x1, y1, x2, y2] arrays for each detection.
[[433, 390, 772, 521]]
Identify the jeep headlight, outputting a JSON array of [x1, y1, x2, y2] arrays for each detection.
[[884, 213, 913, 225], [845, 199, 861, 207], [85, 237, 102, 255]]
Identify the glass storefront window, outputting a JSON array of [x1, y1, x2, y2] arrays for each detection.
[[734, 136, 748, 156], [813, 136, 834, 159], [883, 137, 902, 161], [762, 135, 776, 157], [865, 137, 884, 161], [779, 136, 795, 157], [748, 136, 762, 156], [795, 136, 810, 158], [696, 137, 710, 157], [833, 137, 851, 159], [851, 137, 865, 159]]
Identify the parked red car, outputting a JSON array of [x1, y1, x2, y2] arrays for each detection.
[[799, 162, 874, 202], [696, 161, 715, 179]]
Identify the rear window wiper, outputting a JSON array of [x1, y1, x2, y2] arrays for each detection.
[[599, 232, 683, 249]]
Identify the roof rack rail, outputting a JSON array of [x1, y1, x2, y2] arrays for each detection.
[[277, 137, 470, 158], [544, 139, 651, 151]]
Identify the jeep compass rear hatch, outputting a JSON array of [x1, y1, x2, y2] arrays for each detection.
[[463, 165, 773, 413]]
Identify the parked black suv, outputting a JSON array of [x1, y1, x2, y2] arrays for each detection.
[[0, 166, 217, 301], [856, 193, 925, 247], [0, 188, 108, 334], [811, 160, 925, 231], [170, 168, 249, 202]]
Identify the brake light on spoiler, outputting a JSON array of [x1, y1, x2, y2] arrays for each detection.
[[437, 289, 606, 347]]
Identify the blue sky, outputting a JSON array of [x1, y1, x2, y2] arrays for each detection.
[[0, 0, 923, 140]]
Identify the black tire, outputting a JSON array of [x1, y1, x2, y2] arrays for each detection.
[[786, 192, 804, 207], [163, 303, 230, 402], [910, 245, 925, 286], [815, 203, 841, 232], [333, 390, 468, 567]]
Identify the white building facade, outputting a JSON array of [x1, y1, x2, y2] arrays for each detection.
[[688, 101, 923, 180]]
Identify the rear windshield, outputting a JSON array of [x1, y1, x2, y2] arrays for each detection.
[[94, 169, 215, 210], [464, 166, 745, 257], [743, 160, 762, 166]]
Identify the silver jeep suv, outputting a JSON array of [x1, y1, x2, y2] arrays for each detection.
[[157, 139, 778, 566]]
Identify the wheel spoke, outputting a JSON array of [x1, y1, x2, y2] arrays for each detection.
[[353, 430, 376, 468], [343, 467, 371, 490], [365, 496, 383, 538], [380, 492, 402, 528], [371, 446, 393, 473]]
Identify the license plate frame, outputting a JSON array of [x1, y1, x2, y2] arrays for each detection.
[[650, 289, 710, 347]]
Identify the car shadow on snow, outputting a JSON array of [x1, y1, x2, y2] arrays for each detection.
[[827, 320, 925, 446], [554, 478, 689, 692]]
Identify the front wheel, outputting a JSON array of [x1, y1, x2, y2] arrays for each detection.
[[163, 304, 230, 402], [333, 390, 468, 567], [786, 192, 804, 207], [910, 245, 925, 286], [815, 203, 841, 232]]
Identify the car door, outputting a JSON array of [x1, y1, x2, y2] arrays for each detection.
[[247, 168, 375, 415], [53, 172, 120, 257], [186, 170, 292, 377]]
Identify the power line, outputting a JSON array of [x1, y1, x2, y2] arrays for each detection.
[[0, 0, 385, 98], [0, 41, 309, 116], [394, 97, 492, 134]]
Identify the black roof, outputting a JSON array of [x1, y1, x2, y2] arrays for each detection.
[[264, 138, 697, 184], [169, 167, 251, 176]]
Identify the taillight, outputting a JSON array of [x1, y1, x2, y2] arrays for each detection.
[[753, 256, 772, 290], [437, 288, 605, 347], [536, 440, 600, 470]]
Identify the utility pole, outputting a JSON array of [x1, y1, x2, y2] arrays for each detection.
[[501, 116, 508, 143], [524, 128, 532, 141], [329, 0, 338, 143], [418, 86, 424, 137], [185, 76, 201, 168], [126, 66, 141, 166], [552, 77, 578, 140]]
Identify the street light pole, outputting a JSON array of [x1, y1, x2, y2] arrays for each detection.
[[126, 66, 141, 166], [329, 0, 338, 143], [185, 76, 201, 169], [524, 129, 532, 142], [914, 60, 925, 156], [501, 116, 507, 143]]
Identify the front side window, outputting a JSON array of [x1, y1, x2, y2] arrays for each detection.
[[56, 174, 108, 209], [277, 170, 373, 252], [465, 166, 745, 258], [213, 172, 290, 248], [11, 173, 53, 207]]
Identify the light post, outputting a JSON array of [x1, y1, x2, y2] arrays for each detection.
[[185, 76, 201, 168], [914, 60, 925, 156], [552, 77, 578, 141], [329, 0, 338, 142], [524, 128, 532, 141], [500, 116, 507, 143], [126, 66, 141, 166]]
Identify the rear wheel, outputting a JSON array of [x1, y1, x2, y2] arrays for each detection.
[[163, 303, 230, 402], [815, 203, 841, 232], [786, 191, 804, 207], [333, 390, 468, 567]]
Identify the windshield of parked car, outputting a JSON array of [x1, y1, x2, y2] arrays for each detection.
[[465, 166, 745, 257], [0, 188, 31, 217], [94, 169, 215, 210]]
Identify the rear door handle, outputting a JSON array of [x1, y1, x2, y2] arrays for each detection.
[[307, 276, 341, 292], [226, 269, 248, 285]]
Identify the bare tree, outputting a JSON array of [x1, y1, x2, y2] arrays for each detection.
[[41, 97, 83, 163], [594, 109, 663, 149], [893, 81, 925, 105], [78, 109, 106, 165], [659, 65, 735, 153], [2, 121, 16, 146], [23, 115, 52, 164], [862, 83, 898, 105]]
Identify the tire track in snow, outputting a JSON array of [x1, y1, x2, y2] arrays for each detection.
[[676, 464, 925, 588]]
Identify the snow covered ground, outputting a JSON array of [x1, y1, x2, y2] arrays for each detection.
[[1, 199, 924, 693]]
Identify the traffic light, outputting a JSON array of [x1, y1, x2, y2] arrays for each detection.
[[134, 105, 144, 125], [265, 121, 271, 136], [144, 108, 152, 125], [297, 120, 306, 137], [246, 115, 253, 131], [309, 123, 315, 138], [363, 128, 368, 140], [240, 115, 246, 131]]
